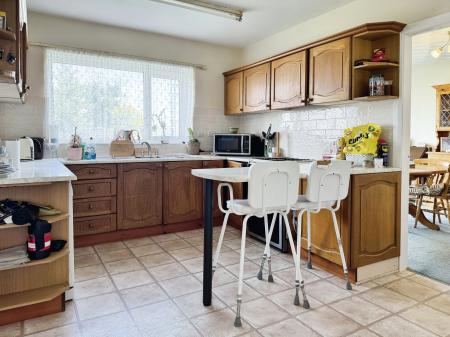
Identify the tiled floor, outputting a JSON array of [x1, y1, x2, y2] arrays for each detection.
[[2, 227, 450, 337]]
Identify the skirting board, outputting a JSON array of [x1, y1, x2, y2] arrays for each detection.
[[357, 257, 399, 283]]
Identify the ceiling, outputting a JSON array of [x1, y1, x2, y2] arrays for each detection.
[[28, 0, 355, 47], [413, 27, 450, 64]]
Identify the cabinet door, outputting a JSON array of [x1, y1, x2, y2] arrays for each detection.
[[309, 38, 351, 104], [299, 178, 351, 266], [163, 161, 203, 225], [351, 172, 401, 268], [271, 51, 307, 109], [224, 72, 243, 115], [203, 160, 224, 218], [243, 63, 271, 112], [117, 163, 163, 229]]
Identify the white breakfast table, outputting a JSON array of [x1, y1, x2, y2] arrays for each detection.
[[191, 167, 250, 306]]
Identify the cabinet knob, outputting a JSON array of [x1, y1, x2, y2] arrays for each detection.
[[89, 169, 95, 174], [88, 185, 95, 192], [88, 223, 94, 228], [239, 108, 243, 112], [266, 104, 271, 108], [88, 204, 94, 210]]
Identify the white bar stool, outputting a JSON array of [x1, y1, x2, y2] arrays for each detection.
[[293, 160, 353, 290], [212, 161, 309, 327]]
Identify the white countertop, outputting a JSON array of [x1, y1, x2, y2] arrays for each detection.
[[0, 159, 77, 186]]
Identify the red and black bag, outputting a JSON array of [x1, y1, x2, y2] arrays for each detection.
[[27, 219, 52, 260]]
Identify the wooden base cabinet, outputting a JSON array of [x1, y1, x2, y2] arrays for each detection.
[[300, 172, 400, 279], [117, 163, 163, 230]]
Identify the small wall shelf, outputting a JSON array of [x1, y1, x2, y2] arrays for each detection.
[[0, 247, 69, 272], [353, 95, 398, 101], [0, 213, 69, 230], [354, 62, 399, 70], [0, 29, 16, 41]]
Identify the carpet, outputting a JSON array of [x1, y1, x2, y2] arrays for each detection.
[[408, 213, 450, 284]]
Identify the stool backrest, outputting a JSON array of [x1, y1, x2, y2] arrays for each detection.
[[248, 161, 299, 212], [305, 160, 351, 203]]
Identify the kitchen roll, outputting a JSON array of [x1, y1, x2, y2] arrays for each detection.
[[5, 140, 20, 170]]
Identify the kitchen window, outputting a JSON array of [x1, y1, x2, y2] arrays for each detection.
[[44, 48, 194, 144]]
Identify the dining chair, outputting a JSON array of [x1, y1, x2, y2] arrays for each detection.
[[212, 161, 309, 327], [292, 160, 353, 290]]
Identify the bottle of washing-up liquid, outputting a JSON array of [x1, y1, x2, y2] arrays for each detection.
[[86, 137, 96, 160]]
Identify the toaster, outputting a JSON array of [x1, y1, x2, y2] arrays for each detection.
[[19, 137, 34, 161]]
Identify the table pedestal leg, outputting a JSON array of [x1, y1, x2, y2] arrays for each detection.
[[203, 179, 213, 306], [408, 203, 440, 230]]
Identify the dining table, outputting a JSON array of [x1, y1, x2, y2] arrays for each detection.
[[191, 167, 250, 306], [409, 166, 448, 231]]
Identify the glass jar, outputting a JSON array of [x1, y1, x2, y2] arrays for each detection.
[[369, 74, 385, 96]]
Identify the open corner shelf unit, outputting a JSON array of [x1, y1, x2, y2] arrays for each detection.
[[0, 181, 70, 323], [351, 29, 400, 101]]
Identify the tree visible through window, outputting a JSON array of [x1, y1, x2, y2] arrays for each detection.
[[45, 49, 194, 144]]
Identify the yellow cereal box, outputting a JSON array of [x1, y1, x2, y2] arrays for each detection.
[[341, 123, 381, 155]]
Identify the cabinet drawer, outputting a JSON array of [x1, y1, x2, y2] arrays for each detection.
[[74, 197, 117, 218], [67, 164, 117, 180], [73, 179, 117, 199], [74, 214, 117, 236]]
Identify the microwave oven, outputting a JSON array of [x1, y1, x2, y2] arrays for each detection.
[[213, 133, 264, 156]]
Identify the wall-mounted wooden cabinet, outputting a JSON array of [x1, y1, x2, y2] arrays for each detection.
[[271, 51, 307, 109], [0, 0, 29, 103], [309, 38, 351, 104], [243, 62, 271, 113], [223, 22, 405, 115]]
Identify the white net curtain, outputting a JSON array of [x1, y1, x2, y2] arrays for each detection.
[[44, 48, 195, 144]]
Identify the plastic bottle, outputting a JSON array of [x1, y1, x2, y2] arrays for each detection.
[[86, 137, 96, 160]]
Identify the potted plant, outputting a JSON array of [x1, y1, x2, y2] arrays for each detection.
[[187, 128, 200, 155], [67, 127, 83, 160]]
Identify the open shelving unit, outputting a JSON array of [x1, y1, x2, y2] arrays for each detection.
[[0, 182, 70, 325], [351, 29, 400, 101]]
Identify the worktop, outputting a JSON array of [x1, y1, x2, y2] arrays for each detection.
[[0, 159, 77, 186]]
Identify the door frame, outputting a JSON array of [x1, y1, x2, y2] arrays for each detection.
[[398, 11, 450, 270]]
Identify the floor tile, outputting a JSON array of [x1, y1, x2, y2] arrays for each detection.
[[104, 257, 144, 275], [130, 300, 185, 330], [369, 315, 437, 337], [303, 280, 352, 304], [259, 318, 319, 337], [130, 244, 164, 257], [74, 246, 94, 257], [244, 276, 290, 296], [223, 238, 252, 250], [80, 311, 141, 337], [238, 245, 266, 260], [123, 236, 154, 248], [297, 306, 360, 337], [139, 252, 176, 268], [112, 269, 154, 290], [218, 251, 242, 266], [268, 289, 323, 315], [330, 296, 390, 325], [74, 253, 101, 268], [24, 302, 77, 335], [191, 308, 252, 337], [213, 282, 262, 306], [305, 265, 334, 279], [372, 273, 401, 285], [76, 293, 125, 321], [139, 319, 200, 337], [400, 304, 450, 336], [158, 238, 191, 251], [425, 293, 450, 315], [169, 247, 203, 261], [0, 322, 21, 337], [120, 283, 168, 309], [361, 286, 417, 313], [407, 274, 450, 292], [75, 263, 107, 282], [346, 329, 380, 337], [98, 248, 133, 263], [148, 261, 189, 281], [195, 243, 232, 253], [261, 256, 293, 272], [176, 228, 203, 239], [273, 266, 320, 285], [225, 260, 261, 279], [159, 274, 202, 297], [151, 233, 180, 243], [194, 267, 238, 287], [180, 256, 204, 273], [74, 276, 115, 299], [173, 291, 226, 318], [25, 324, 81, 337], [185, 236, 205, 246], [94, 241, 126, 253], [232, 297, 290, 329], [385, 278, 440, 301], [327, 276, 377, 293]]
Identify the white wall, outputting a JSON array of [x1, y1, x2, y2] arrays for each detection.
[[411, 59, 450, 147], [0, 12, 242, 150]]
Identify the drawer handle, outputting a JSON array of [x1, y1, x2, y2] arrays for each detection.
[[89, 169, 95, 174], [88, 185, 95, 192], [88, 223, 94, 228], [88, 204, 94, 210]]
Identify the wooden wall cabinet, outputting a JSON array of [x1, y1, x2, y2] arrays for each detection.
[[243, 62, 271, 112], [309, 37, 351, 104], [117, 163, 163, 230], [433, 84, 450, 151], [224, 72, 243, 115], [163, 161, 203, 225], [271, 51, 307, 109]]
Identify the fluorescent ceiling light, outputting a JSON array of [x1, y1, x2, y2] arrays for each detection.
[[430, 31, 450, 58], [150, 0, 243, 22]]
